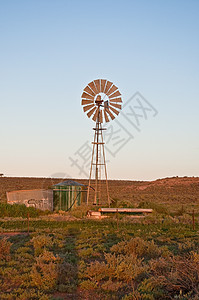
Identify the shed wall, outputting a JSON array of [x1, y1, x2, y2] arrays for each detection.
[[53, 185, 87, 211], [6, 189, 53, 211]]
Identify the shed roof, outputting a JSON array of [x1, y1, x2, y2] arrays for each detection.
[[53, 180, 86, 187]]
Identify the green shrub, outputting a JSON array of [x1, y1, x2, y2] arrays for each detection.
[[111, 237, 161, 260], [0, 203, 39, 218], [111, 198, 135, 208], [80, 279, 97, 290], [79, 247, 95, 258], [175, 205, 187, 216], [0, 238, 12, 261], [147, 253, 199, 298], [0, 203, 51, 218], [57, 261, 77, 286], [122, 291, 142, 300], [31, 250, 59, 292], [138, 201, 169, 215], [70, 203, 93, 218], [83, 251, 146, 293], [0, 267, 23, 293], [31, 234, 53, 256]]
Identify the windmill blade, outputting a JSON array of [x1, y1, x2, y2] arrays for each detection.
[[104, 81, 113, 94], [99, 109, 103, 123], [88, 81, 98, 94], [107, 84, 118, 96], [101, 79, 107, 93], [83, 103, 95, 112], [105, 108, 115, 120], [87, 106, 97, 118], [92, 108, 99, 121], [109, 106, 120, 116], [82, 79, 122, 123], [84, 86, 96, 97], [81, 92, 94, 100], [81, 99, 94, 105], [109, 102, 122, 109], [94, 79, 101, 93], [109, 90, 121, 99], [109, 97, 122, 103], [104, 108, 110, 122]]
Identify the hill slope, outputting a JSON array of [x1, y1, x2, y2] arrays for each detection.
[[1, 176, 199, 210]]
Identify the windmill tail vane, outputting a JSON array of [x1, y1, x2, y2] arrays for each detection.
[[81, 79, 122, 206]]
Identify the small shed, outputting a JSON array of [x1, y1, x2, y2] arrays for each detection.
[[6, 189, 53, 211], [52, 180, 87, 211]]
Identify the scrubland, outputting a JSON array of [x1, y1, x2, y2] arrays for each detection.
[[0, 176, 199, 299]]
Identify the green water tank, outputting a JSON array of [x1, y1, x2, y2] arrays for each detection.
[[52, 180, 87, 211]]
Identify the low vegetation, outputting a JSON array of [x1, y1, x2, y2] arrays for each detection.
[[0, 176, 199, 299], [0, 213, 199, 299], [0, 203, 50, 218]]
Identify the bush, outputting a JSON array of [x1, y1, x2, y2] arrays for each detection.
[[0, 203, 40, 218], [111, 237, 161, 260], [0, 238, 12, 261], [138, 201, 169, 215], [57, 261, 77, 291], [111, 198, 135, 208], [31, 250, 59, 292], [0, 267, 24, 293], [31, 234, 53, 256], [70, 204, 93, 218], [146, 253, 199, 298], [0, 203, 51, 218], [83, 251, 146, 293]]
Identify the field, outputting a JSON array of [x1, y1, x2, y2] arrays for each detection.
[[0, 176, 199, 299], [1, 176, 199, 212]]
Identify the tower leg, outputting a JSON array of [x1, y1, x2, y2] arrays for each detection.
[[100, 123, 110, 207], [87, 129, 96, 205], [87, 108, 110, 206], [94, 119, 99, 205]]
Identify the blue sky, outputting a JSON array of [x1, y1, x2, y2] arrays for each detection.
[[0, 0, 198, 180]]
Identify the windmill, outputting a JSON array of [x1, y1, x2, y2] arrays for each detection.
[[81, 79, 122, 206]]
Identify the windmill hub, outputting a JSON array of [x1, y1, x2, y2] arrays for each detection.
[[95, 94, 103, 105]]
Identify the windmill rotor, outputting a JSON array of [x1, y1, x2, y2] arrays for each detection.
[[81, 79, 122, 123]]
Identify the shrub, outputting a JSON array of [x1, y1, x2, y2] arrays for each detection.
[[79, 247, 95, 258], [16, 246, 31, 254], [31, 250, 59, 292], [80, 280, 97, 290], [0, 203, 51, 218], [175, 205, 187, 216], [83, 252, 146, 292], [122, 291, 142, 300], [0, 267, 25, 294], [57, 261, 77, 286], [70, 204, 93, 219], [0, 203, 39, 218], [101, 279, 124, 292], [138, 277, 165, 299], [31, 234, 53, 256], [111, 198, 135, 208], [138, 201, 169, 215], [178, 240, 197, 253], [0, 238, 12, 261], [111, 237, 161, 260], [178, 214, 193, 225], [147, 253, 199, 298]]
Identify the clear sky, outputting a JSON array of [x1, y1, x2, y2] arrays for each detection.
[[0, 0, 198, 180]]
